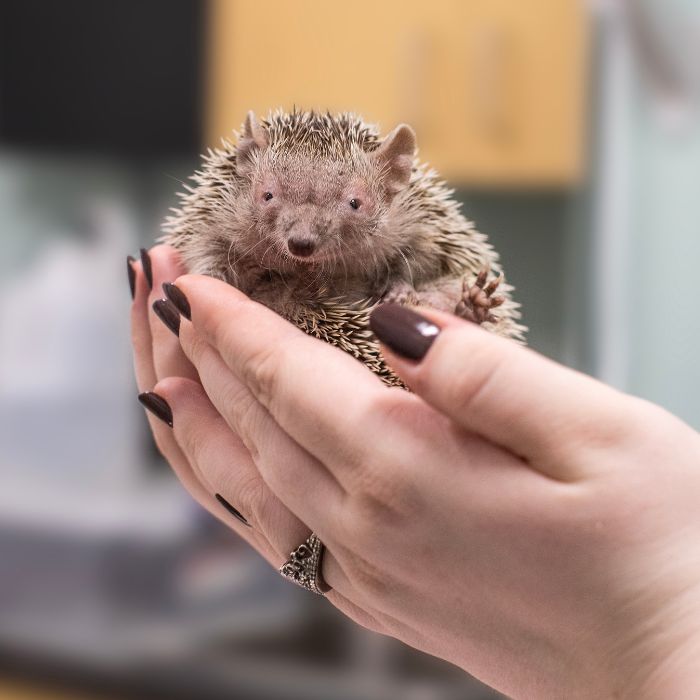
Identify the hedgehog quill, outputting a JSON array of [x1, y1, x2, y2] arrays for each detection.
[[162, 110, 526, 386]]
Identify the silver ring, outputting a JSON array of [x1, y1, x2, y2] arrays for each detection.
[[279, 533, 329, 595]]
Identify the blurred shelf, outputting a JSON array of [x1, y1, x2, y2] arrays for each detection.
[[0, 473, 190, 542], [0, 492, 503, 699], [0, 520, 307, 669]]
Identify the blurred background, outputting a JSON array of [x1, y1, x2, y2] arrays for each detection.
[[0, 0, 698, 698]]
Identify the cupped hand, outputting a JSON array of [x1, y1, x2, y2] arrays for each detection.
[[129, 247, 324, 579], [130, 248, 700, 699]]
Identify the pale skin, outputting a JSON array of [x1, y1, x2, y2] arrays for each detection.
[[131, 245, 700, 699]]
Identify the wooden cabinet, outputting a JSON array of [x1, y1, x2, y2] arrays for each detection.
[[206, 0, 589, 186]]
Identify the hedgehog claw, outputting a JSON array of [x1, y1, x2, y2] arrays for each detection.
[[455, 267, 504, 325], [484, 273, 503, 297], [475, 266, 489, 289]]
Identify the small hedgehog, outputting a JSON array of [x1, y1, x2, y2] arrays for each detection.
[[162, 110, 525, 386]]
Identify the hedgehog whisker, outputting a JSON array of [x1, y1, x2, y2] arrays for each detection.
[[368, 245, 380, 283], [226, 236, 240, 286], [315, 260, 328, 293], [339, 242, 349, 291], [305, 256, 327, 293], [367, 231, 395, 287], [236, 232, 269, 263], [313, 261, 326, 291], [319, 257, 331, 291], [357, 234, 374, 280], [332, 234, 350, 292], [278, 256, 295, 293], [259, 240, 279, 270], [162, 172, 188, 187], [364, 232, 386, 283], [398, 249, 415, 288]]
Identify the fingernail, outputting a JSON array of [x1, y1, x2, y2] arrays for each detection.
[[163, 282, 191, 321], [369, 304, 440, 361], [215, 494, 251, 527], [152, 299, 181, 337], [140, 248, 153, 289], [127, 256, 136, 299], [138, 392, 173, 427]]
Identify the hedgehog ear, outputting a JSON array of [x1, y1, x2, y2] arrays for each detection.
[[236, 111, 269, 177], [372, 124, 416, 196]]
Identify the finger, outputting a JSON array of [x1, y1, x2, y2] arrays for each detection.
[[144, 246, 198, 382], [130, 254, 185, 463], [173, 274, 385, 474], [135, 268, 361, 603], [154, 376, 358, 599], [177, 323, 346, 535], [154, 376, 290, 565], [130, 252, 199, 515], [130, 256, 157, 392], [369, 304, 638, 481]]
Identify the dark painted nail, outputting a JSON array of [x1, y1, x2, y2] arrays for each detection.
[[215, 494, 251, 527], [369, 304, 440, 361], [138, 392, 173, 427], [163, 282, 191, 321], [140, 248, 153, 289], [127, 256, 136, 299], [153, 299, 181, 337]]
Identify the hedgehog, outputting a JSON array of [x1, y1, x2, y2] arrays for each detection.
[[161, 110, 526, 386]]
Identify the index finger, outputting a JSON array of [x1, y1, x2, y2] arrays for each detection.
[[372, 305, 645, 481], [173, 274, 385, 471]]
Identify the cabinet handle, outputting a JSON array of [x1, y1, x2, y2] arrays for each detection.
[[470, 22, 518, 144], [398, 30, 431, 135]]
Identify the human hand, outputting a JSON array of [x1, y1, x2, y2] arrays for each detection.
[[128, 246, 320, 570], [130, 248, 700, 699]]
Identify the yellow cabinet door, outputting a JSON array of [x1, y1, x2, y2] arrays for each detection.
[[433, 0, 589, 185], [206, 0, 588, 187]]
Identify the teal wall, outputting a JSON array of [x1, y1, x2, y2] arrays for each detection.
[[627, 104, 700, 428]]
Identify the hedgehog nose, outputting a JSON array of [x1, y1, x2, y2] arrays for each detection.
[[288, 236, 316, 257]]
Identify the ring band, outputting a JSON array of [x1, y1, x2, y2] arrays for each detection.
[[279, 533, 330, 595]]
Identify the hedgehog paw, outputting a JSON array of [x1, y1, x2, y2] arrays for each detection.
[[382, 281, 419, 307], [455, 266, 505, 325]]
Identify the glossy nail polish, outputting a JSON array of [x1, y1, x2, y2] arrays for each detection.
[[163, 282, 191, 321], [369, 304, 440, 361], [215, 494, 251, 527], [140, 248, 153, 289], [152, 299, 181, 337], [127, 255, 136, 299], [138, 392, 173, 427]]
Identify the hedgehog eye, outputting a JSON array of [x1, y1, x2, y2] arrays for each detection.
[[349, 198, 360, 210], [263, 192, 273, 202]]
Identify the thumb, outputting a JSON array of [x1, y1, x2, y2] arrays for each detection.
[[370, 304, 637, 481]]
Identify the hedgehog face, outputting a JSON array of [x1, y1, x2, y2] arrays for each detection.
[[245, 158, 386, 270], [234, 111, 417, 280]]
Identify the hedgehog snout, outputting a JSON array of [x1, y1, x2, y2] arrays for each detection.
[[287, 235, 317, 258]]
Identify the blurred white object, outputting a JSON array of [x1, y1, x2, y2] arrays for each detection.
[[588, 0, 700, 428], [591, 0, 700, 131], [589, 0, 634, 388], [0, 201, 140, 484]]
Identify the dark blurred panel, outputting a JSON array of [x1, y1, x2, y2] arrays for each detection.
[[0, 0, 205, 157]]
